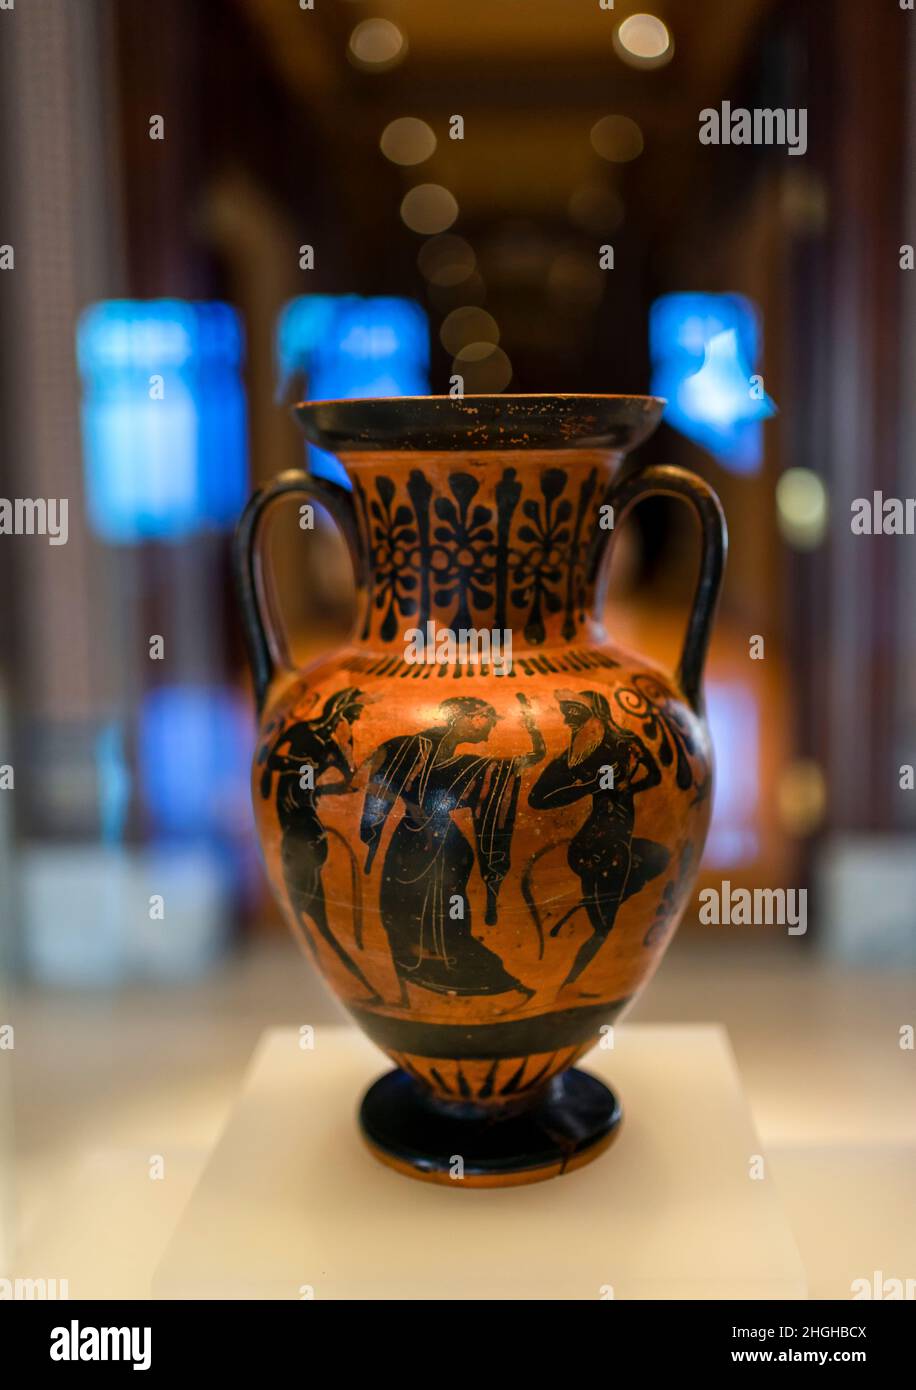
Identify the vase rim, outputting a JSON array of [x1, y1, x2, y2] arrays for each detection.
[[294, 393, 666, 455]]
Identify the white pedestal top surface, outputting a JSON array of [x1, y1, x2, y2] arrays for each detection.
[[153, 1023, 807, 1300]]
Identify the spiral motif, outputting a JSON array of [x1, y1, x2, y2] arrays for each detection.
[[614, 685, 653, 720]]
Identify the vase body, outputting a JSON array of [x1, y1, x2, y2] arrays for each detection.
[[235, 396, 726, 1186]]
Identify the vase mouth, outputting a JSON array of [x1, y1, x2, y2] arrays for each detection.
[[294, 393, 665, 455]]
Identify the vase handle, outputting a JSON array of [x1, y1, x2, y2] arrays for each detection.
[[233, 469, 361, 712], [593, 464, 727, 715]]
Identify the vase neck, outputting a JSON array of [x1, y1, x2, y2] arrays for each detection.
[[343, 449, 618, 653]]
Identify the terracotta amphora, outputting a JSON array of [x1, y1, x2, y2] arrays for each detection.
[[234, 395, 726, 1187]]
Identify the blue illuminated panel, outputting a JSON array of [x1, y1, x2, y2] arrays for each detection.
[[138, 685, 252, 840], [276, 295, 341, 394], [277, 295, 429, 485], [77, 300, 248, 543], [704, 680, 760, 866], [649, 292, 775, 473]]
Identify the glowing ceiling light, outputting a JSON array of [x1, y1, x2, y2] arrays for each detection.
[[439, 306, 499, 355], [380, 117, 436, 166], [615, 14, 673, 68], [776, 468, 828, 550], [452, 343, 513, 393], [590, 114, 644, 163], [400, 183, 458, 235], [348, 18, 407, 71], [417, 234, 476, 286]]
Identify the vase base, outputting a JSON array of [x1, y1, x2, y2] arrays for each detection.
[[359, 1066, 622, 1188]]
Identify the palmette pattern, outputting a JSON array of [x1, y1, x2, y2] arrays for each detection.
[[351, 462, 602, 646]]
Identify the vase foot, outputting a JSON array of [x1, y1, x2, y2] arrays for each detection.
[[359, 1067, 622, 1188]]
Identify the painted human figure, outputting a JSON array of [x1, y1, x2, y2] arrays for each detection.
[[360, 694, 544, 1004], [528, 689, 670, 989], [259, 687, 379, 1002]]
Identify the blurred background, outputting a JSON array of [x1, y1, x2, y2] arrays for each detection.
[[0, 0, 914, 1297]]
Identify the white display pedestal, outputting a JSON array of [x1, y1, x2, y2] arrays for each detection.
[[153, 1024, 807, 1300]]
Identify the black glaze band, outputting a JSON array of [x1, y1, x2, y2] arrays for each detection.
[[295, 393, 665, 454], [348, 997, 633, 1060]]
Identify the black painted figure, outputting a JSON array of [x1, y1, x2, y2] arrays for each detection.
[[259, 687, 380, 1002], [528, 689, 670, 990], [360, 694, 545, 1003]]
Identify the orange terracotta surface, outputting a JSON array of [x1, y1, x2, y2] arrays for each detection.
[[236, 398, 726, 1181]]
